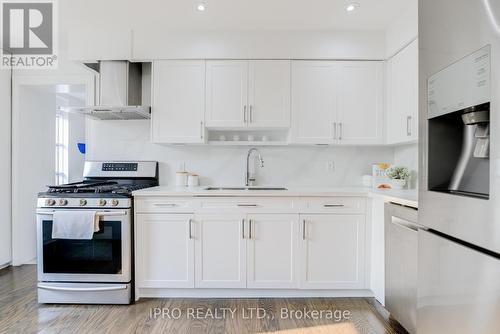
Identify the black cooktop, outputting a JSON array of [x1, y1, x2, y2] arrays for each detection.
[[39, 180, 157, 198]]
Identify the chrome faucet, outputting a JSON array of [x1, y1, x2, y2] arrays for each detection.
[[246, 148, 264, 186]]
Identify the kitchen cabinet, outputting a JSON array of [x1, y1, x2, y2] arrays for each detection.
[[135, 214, 194, 288], [205, 60, 291, 128], [247, 60, 291, 128], [291, 61, 337, 144], [206, 61, 248, 128], [194, 213, 247, 288], [337, 62, 384, 145], [299, 214, 366, 289], [134, 196, 369, 298], [152, 60, 205, 143], [291, 61, 384, 145], [246, 214, 299, 289], [386, 39, 418, 144]]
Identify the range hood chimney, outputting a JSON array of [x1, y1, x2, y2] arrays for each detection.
[[61, 61, 151, 120]]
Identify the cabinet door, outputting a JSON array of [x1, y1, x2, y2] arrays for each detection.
[[206, 61, 248, 128], [246, 214, 299, 289], [152, 60, 205, 143], [337, 62, 384, 145], [194, 214, 246, 288], [248, 60, 291, 128], [299, 214, 366, 289], [387, 39, 418, 144], [291, 61, 336, 144], [135, 214, 194, 288]]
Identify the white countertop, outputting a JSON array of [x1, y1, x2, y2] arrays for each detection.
[[133, 186, 418, 208]]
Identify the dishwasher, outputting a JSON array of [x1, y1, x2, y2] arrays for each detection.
[[385, 202, 422, 334]]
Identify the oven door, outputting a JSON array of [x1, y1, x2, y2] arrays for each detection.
[[36, 209, 131, 283]]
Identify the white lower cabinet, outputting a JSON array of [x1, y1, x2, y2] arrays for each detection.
[[135, 214, 195, 288], [135, 198, 368, 295], [299, 214, 366, 289], [246, 214, 299, 289], [194, 214, 247, 288]]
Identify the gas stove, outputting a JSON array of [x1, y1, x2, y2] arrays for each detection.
[[37, 161, 158, 209]]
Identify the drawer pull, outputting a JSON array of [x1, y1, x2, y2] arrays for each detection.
[[323, 204, 345, 208], [154, 203, 177, 207], [237, 204, 259, 207]]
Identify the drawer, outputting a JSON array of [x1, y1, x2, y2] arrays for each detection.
[[197, 197, 297, 213], [134, 198, 196, 213], [302, 197, 366, 214]]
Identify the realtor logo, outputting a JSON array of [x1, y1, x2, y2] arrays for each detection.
[[1, 0, 58, 68]]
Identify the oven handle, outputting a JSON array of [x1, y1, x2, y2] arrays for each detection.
[[37, 284, 128, 292], [36, 210, 128, 216]]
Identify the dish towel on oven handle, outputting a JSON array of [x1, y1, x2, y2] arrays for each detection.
[[52, 211, 100, 239]]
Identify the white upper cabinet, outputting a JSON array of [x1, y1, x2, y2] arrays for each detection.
[[248, 60, 291, 128], [152, 60, 205, 143], [337, 62, 384, 145], [291, 61, 384, 145], [291, 61, 337, 144], [206, 60, 291, 128], [206, 61, 249, 128], [386, 39, 418, 144]]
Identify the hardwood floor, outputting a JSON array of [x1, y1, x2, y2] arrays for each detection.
[[0, 265, 407, 334]]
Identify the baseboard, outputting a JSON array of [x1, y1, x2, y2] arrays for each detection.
[[136, 288, 374, 300]]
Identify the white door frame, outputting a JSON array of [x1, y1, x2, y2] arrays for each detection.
[[11, 73, 95, 265]]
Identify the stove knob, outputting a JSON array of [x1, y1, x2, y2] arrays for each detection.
[[59, 199, 68, 206], [45, 199, 56, 206], [80, 199, 87, 206], [111, 199, 119, 207], [98, 199, 107, 206]]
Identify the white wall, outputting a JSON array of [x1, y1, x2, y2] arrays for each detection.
[[0, 67, 12, 267], [394, 143, 418, 189], [12, 86, 55, 264], [86, 120, 394, 187], [386, 0, 418, 57]]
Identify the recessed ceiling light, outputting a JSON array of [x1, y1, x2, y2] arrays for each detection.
[[196, 2, 207, 11], [345, 3, 359, 12]]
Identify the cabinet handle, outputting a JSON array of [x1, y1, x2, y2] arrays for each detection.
[[249, 105, 253, 123], [333, 122, 337, 140], [237, 204, 258, 207], [323, 204, 345, 208], [339, 122, 343, 141], [154, 203, 177, 207], [302, 219, 306, 240], [244, 105, 247, 123], [242, 219, 245, 239], [200, 121, 204, 139], [188, 219, 193, 239], [249, 219, 253, 239], [407, 116, 412, 136]]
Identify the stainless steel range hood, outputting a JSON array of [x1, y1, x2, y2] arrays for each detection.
[[61, 61, 151, 120]]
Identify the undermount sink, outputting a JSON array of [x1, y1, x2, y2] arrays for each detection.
[[204, 186, 288, 191]]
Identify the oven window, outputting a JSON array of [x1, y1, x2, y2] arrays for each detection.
[[42, 220, 122, 274]]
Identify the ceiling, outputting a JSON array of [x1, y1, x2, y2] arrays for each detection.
[[65, 0, 415, 31]]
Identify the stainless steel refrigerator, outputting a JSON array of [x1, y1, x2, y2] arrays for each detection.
[[419, 0, 500, 333]]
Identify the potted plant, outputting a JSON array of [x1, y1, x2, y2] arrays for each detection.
[[387, 166, 410, 190]]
